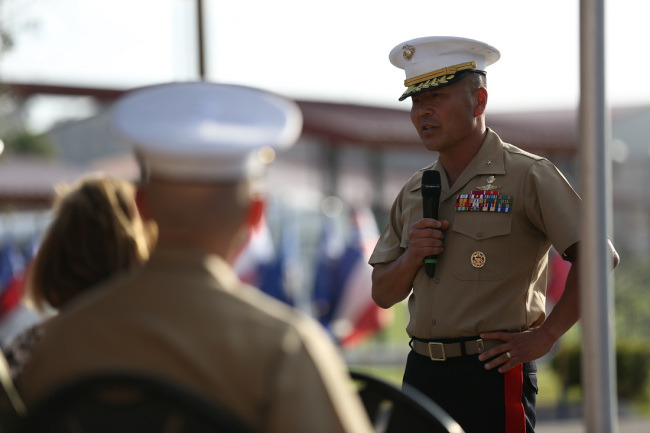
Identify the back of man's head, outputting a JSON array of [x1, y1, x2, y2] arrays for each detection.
[[110, 82, 302, 257], [137, 180, 251, 257]]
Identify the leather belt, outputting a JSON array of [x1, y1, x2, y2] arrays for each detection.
[[411, 338, 502, 361]]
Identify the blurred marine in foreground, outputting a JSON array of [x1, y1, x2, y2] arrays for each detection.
[[18, 82, 373, 433]]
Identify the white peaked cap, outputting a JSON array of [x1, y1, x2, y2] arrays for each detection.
[[389, 36, 500, 101], [110, 82, 303, 181]]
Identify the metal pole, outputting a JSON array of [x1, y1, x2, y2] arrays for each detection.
[[196, 0, 206, 80], [579, 0, 617, 432], [322, 142, 340, 197], [368, 148, 387, 230]]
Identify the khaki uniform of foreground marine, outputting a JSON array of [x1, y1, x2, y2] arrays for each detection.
[[18, 82, 374, 433]]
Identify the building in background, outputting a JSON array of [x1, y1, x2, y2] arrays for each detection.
[[1, 83, 649, 350]]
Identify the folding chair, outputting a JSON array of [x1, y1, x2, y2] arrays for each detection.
[[350, 370, 464, 433], [18, 372, 254, 433], [0, 351, 26, 433]]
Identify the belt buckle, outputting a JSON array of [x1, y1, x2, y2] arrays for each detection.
[[428, 342, 446, 361], [475, 339, 485, 354]]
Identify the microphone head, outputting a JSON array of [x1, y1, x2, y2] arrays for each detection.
[[421, 170, 441, 197]]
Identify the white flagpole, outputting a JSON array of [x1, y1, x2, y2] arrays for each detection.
[[579, 0, 618, 432]]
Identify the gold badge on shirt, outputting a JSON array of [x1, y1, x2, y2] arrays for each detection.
[[471, 251, 486, 268]]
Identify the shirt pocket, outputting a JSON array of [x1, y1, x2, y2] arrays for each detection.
[[450, 212, 512, 280]]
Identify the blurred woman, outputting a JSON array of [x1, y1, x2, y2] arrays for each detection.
[[2, 174, 156, 380]]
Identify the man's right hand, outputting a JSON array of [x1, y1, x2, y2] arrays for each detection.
[[405, 218, 450, 266], [371, 218, 449, 309]]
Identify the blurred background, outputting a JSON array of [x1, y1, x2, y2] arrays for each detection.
[[1, 0, 649, 423]]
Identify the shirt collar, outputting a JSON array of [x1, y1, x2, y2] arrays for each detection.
[[409, 128, 506, 200], [147, 245, 241, 294], [437, 128, 505, 201]]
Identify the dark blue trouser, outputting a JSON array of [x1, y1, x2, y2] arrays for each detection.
[[403, 348, 537, 433]]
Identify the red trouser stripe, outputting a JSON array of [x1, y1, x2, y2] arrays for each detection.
[[505, 364, 525, 433]]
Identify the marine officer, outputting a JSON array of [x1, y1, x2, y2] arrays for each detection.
[[369, 36, 620, 432]]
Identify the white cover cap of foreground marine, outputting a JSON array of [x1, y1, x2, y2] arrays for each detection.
[[110, 82, 303, 181]]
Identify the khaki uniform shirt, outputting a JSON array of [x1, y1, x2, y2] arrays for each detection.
[[369, 129, 581, 339], [19, 247, 373, 433]]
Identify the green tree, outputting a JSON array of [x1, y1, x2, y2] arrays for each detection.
[[0, 0, 38, 56], [614, 252, 650, 340], [2, 130, 54, 157]]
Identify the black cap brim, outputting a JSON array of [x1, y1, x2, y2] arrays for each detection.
[[399, 69, 484, 101]]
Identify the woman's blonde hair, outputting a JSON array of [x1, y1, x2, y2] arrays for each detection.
[[27, 174, 156, 312]]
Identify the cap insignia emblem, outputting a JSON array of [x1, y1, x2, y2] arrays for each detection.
[[471, 251, 486, 268], [402, 44, 415, 61], [476, 175, 500, 191]]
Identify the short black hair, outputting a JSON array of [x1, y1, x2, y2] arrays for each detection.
[[466, 71, 487, 89]]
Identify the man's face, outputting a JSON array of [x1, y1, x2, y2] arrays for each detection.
[[409, 79, 478, 153]]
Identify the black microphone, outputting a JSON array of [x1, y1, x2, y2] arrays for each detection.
[[421, 170, 442, 277]]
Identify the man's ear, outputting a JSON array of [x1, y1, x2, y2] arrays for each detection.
[[245, 197, 265, 229], [474, 87, 488, 117]]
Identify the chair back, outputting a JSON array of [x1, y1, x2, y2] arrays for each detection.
[[18, 372, 254, 433], [0, 351, 26, 433], [350, 370, 464, 433]]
